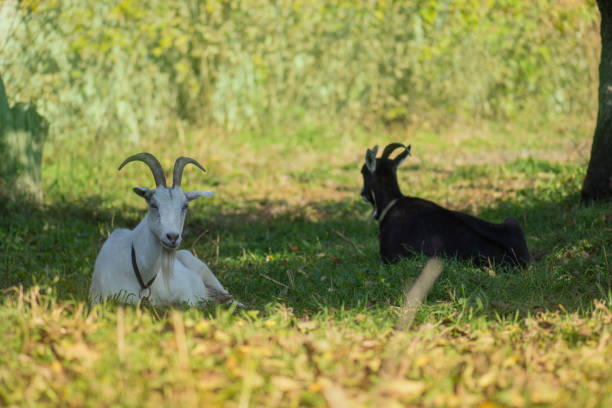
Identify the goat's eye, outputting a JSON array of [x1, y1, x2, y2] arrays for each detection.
[[150, 203, 158, 210], [182, 204, 188, 211]]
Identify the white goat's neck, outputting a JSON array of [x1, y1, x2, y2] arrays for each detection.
[[131, 214, 164, 283]]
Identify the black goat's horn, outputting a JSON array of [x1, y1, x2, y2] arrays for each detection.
[[172, 156, 206, 187], [381, 143, 406, 160], [118, 152, 167, 187]]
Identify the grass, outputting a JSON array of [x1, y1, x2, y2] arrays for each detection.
[[1, 119, 611, 407]]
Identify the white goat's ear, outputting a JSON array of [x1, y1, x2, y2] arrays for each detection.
[[185, 190, 215, 201], [133, 187, 151, 199]]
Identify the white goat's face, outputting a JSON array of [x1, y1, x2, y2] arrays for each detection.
[[119, 153, 214, 249], [134, 186, 214, 250]]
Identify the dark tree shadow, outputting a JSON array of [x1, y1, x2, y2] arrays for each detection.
[[1, 189, 610, 318]]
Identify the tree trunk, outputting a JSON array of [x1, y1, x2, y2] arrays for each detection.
[[582, 0, 612, 203], [0, 74, 48, 202]]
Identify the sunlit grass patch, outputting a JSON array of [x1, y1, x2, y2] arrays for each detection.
[[1, 286, 611, 407]]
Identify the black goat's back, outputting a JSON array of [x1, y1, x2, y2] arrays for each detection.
[[378, 197, 530, 268]]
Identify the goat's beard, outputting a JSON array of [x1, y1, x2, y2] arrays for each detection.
[[160, 247, 176, 290]]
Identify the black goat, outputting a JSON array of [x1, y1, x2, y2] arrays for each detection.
[[360, 143, 530, 267]]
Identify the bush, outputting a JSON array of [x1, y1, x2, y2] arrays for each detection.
[[0, 0, 600, 141]]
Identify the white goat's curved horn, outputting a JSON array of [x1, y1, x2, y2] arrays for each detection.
[[381, 143, 405, 160], [118, 152, 167, 187], [172, 156, 206, 187]]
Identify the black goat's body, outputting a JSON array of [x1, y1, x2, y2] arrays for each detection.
[[378, 196, 530, 267]]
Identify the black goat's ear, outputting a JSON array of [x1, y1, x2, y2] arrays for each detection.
[[365, 145, 378, 173], [393, 145, 411, 168]]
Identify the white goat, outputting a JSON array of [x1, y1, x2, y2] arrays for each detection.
[[89, 153, 232, 305]]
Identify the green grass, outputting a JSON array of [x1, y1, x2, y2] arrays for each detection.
[[1, 121, 611, 407]]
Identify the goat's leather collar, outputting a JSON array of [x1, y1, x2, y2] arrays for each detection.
[[376, 199, 398, 224], [131, 243, 157, 293]]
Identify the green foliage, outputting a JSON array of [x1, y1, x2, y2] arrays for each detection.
[[0, 0, 599, 140]]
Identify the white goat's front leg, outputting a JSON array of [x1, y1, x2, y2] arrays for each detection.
[[175, 250, 232, 303]]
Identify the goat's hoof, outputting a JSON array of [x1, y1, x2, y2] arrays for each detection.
[[209, 288, 233, 304]]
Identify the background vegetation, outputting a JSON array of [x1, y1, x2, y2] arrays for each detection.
[[1, 0, 611, 407], [0, 0, 599, 140]]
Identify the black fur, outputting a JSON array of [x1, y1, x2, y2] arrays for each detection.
[[361, 143, 530, 267]]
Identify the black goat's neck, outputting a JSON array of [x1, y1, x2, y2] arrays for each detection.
[[372, 183, 402, 220]]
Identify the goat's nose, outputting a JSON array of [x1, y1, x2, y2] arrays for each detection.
[[166, 233, 179, 243]]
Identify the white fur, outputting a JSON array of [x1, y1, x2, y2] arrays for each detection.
[[89, 186, 230, 306]]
